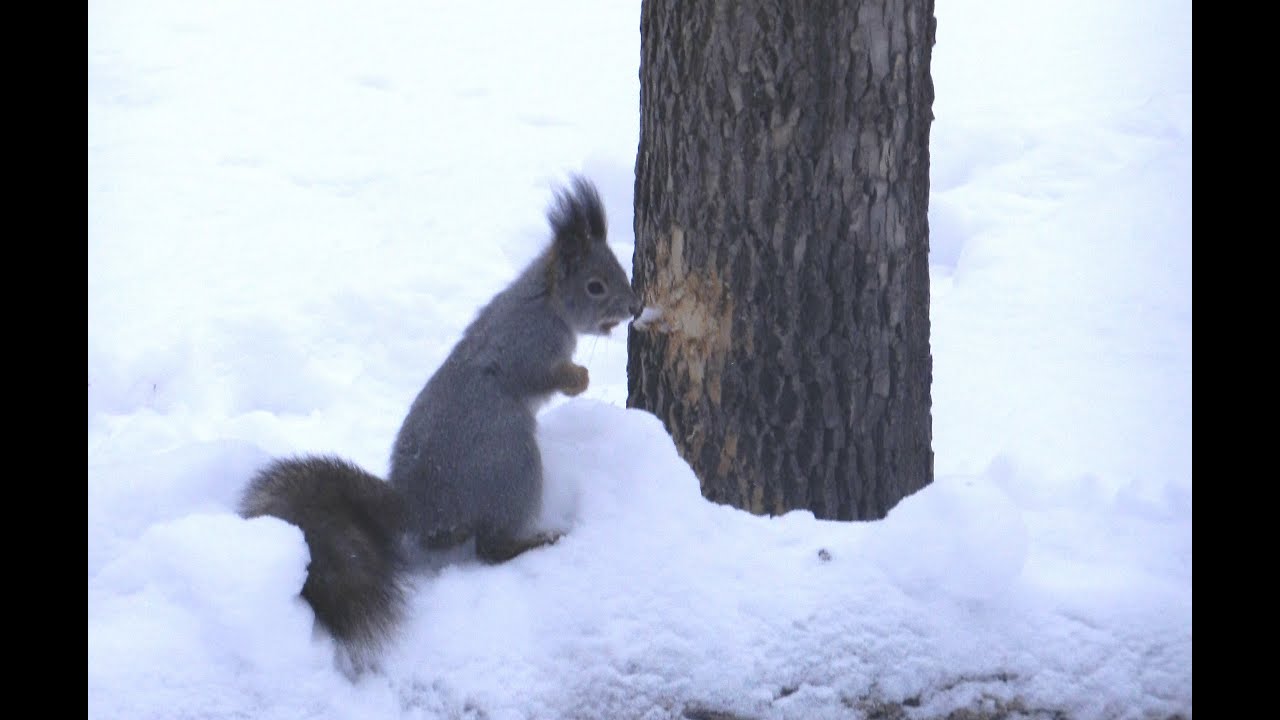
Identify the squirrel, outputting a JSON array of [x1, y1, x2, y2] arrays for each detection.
[[238, 176, 640, 666]]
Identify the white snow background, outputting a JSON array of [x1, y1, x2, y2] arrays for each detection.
[[87, 1, 1192, 718]]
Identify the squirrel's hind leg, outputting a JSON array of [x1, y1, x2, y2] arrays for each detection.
[[475, 528, 563, 564]]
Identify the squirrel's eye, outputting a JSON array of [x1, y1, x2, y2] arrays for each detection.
[[586, 279, 607, 297]]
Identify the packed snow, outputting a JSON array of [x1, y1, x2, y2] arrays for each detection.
[[88, 1, 1192, 718]]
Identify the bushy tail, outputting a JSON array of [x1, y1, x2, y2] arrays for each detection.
[[239, 455, 408, 664]]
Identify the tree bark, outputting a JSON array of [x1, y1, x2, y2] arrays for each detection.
[[628, 0, 936, 520]]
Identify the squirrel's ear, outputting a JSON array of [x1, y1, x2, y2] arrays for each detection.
[[547, 175, 607, 263]]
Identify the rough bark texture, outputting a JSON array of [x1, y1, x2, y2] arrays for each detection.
[[628, 0, 935, 520]]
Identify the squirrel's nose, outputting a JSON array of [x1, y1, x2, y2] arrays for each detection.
[[630, 300, 643, 319]]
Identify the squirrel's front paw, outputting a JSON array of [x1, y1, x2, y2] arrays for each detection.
[[560, 363, 589, 396]]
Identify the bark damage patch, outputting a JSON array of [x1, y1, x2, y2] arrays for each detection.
[[647, 223, 735, 406]]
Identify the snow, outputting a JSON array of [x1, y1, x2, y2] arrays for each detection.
[[88, 1, 1192, 718]]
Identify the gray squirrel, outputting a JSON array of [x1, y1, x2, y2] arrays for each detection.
[[239, 176, 640, 664]]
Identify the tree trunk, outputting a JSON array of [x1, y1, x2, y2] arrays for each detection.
[[628, 0, 936, 521]]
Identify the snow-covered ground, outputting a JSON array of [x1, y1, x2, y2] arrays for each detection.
[[87, 1, 1192, 718]]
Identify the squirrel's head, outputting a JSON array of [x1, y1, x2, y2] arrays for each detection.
[[546, 176, 641, 336]]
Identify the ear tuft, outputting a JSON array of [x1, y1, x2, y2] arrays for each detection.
[[547, 175, 607, 260]]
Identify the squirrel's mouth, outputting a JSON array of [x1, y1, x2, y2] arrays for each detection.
[[599, 321, 619, 334]]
